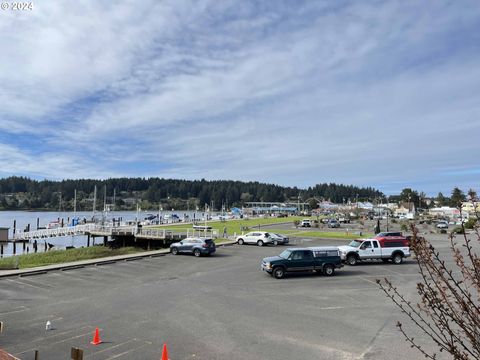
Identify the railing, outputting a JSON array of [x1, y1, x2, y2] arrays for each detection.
[[136, 228, 219, 239], [12, 224, 97, 241], [12, 224, 219, 241]]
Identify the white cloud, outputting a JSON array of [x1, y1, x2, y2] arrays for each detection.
[[0, 1, 479, 195]]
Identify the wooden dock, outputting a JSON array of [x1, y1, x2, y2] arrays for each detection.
[[10, 224, 218, 242]]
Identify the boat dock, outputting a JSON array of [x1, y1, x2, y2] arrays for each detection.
[[0, 224, 219, 256]]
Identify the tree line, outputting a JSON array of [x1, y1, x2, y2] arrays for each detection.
[[0, 176, 384, 211]]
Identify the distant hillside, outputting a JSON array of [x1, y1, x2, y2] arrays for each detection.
[[0, 176, 384, 211]]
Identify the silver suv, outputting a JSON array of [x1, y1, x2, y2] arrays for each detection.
[[170, 237, 216, 257], [236, 231, 275, 246]]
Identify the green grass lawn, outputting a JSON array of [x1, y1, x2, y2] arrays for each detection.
[[150, 217, 372, 240], [150, 216, 306, 236], [0, 246, 143, 270]]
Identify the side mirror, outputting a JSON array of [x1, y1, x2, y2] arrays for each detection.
[[179, 241, 183, 245]]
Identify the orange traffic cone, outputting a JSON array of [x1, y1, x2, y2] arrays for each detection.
[[161, 343, 169, 360], [90, 327, 102, 345]]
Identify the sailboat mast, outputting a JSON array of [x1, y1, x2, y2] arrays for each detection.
[[113, 188, 116, 211], [93, 185, 97, 218], [74, 189, 77, 216], [103, 185, 107, 212]]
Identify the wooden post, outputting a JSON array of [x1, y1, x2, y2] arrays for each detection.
[[87, 234, 90, 247], [70, 347, 83, 360], [103, 236, 107, 246], [34, 350, 39, 360], [13, 242, 16, 255], [13, 220, 16, 235], [61, 218, 64, 227], [0, 244, 3, 257], [37, 217, 40, 230], [23, 241, 26, 252]]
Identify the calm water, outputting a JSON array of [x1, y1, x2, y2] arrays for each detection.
[[0, 210, 214, 257]]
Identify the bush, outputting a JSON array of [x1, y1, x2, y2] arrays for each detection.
[[464, 218, 477, 229], [400, 222, 408, 232], [391, 219, 397, 224], [452, 226, 465, 234]]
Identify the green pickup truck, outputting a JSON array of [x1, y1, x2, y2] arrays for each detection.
[[261, 247, 343, 279]]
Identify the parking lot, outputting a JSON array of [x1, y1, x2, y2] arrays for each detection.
[[0, 235, 455, 360]]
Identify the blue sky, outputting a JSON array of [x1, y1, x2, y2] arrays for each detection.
[[0, 1, 479, 196]]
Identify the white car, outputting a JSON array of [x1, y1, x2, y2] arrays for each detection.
[[436, 221, 448, 229], [301, 219, 312, 227], [236, 231, 274, 246]]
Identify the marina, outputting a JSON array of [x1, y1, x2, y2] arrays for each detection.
[[0, 210, 221, 257]]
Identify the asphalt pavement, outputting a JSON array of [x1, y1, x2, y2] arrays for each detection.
[[0, 235, 455, 360]]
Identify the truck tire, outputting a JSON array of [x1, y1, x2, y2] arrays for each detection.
[[193, 249, 201, 257], [347, 254, 358, 266], [392, 253, 403, 264], [257, 240, 264, 247], [237, 238, 244, 245], [323, 264, 335, 276], [273, 240, 278, 246], [273, 267, 285, 279], [171, 247, 179, 255]]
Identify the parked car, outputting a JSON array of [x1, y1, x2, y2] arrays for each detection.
[[436, 221, 448, 229], [236, 231, 274, 246], [300, 219, 312, 227], [337, 216, 350, 223], [268, 233, 289, 245], [170, 237, 216, 257], [261, 247, 343, 279], [327, 220, 340, 228], [338, 238, 410, 265]]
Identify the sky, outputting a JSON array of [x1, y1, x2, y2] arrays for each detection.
[[0, 1, 479, 196]]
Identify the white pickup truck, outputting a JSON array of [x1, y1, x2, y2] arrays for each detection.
[[338, 238, 410, 265]]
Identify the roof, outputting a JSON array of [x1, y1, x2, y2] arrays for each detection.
[[286, 246, 340, 251], [308, 246, 341, 251]]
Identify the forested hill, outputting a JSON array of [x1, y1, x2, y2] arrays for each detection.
[[0, 176, 383, 211]]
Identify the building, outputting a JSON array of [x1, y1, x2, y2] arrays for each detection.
[[394, 202, 416, 219], [429, 206, 461, 220], [461, 201, 480, 215]]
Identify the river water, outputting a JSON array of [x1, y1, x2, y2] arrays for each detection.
[[0, 210, 214, 257]]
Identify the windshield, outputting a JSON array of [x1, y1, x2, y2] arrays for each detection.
[[279, 250, 291, 259], [348, 240, 363, 248]]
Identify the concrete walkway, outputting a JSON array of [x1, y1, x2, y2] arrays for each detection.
[[0, 240, 237, 278]]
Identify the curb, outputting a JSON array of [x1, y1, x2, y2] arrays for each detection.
[[0, 240, 237, 278]]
